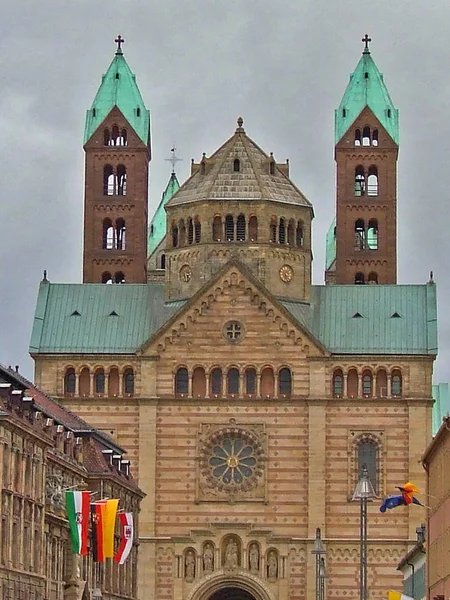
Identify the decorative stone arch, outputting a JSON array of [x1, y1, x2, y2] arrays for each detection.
[[348, 431, 385, 498], [186, 569, 276, 600]]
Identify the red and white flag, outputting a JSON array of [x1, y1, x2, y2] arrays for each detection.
[[114, 512, 134, 564]]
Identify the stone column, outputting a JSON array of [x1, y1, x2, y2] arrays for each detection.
[[64, 554, 86, 600]]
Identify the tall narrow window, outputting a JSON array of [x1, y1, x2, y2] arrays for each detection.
[[332, 369, 343, 397], [108, 368, 119, 396], [362, 126, 371, 146], [245, 368, 256, 395], [117, 164, 127, 195], [95, 369, 105, 394], [114, 271, 125, 283], [287, 220, 295, 245], [260, 367, 275, 398], [375, 370, 387, 398], [347, 369, 358, 397], [278, 368, 292, 396], [354, 166, 365, 196], [175, 367, 189, 395], [111, 125, 120, 145], [391, 369, 402, 396], [354, 219, 366, 251], [279, 218, 286, 244], [296, 221, 304, 247], [104, 165, 114, 195], [194, 219, 201, 243], [236, 214, 246, 241], [248, 216, 258, 242], [102, 271, 112, 284], [368, 272, 378, 284], [355, 129, 361, 146], [233, 158, 240, 172], [64, 368, 76, 395], [362, 370, 373, 396], [210, 368, 222, 396], [79, 367, 90, 396], [188, 218, 194, 244], [172, 224, 179, 248], [123, 368, 134, 395], [270, 217, 277, 243], [104, 129, 111, 146], [372, 129, 378, 146], [358, 440, 378, 494], [355, 272, 365, 285], [179, 219, 186, 246], [116, 218, 126, 250], [367, 166, 378, 196], [103, 219, 114, 249], [227, 368, 240, 395], [192, 367, 206, 397], [225, 215, 234, 241], [269, 161, 275, 175], [367, 219, 378, 250], [161, 254, 166, 269], [213, 216, 222, 241]]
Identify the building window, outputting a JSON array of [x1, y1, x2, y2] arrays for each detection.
[[279, 368, 292, 396], [233, 158, 240, 172], [123, 368, 134, 395], [296, 221, 304, 247], [161, 254, 166, 269], [358, 440, 378, 494], [362, 370, 373, 396], [64, 368, 76, 395], [260, 367, 274, 398], [95, 369, 105, 394], [375, 369, 387, 398], [367, 219, 378, 250], [224, 321, 244, 343], [172, 224, 179, 247], [354, 165, 365, 196], [236, 214, 246, 241], [332, 369, 343, 397], [194, 219, 201, 243], [355, 129, 361, 146], [270, 217, 277, 243], [188, 218, 194, 244], [179, 219, 186, 246], [248, 216, 258, 242], [116, 164, 127, 195], [347, 368, 358, 397], [102, 271, 112, 284], [362, 126, 371, 146], [368, 272, 378, 284], [355, 272, 365, 285], [103, 164, 114, 195], [227, 368, 240, 395], [192, 367, 206, 397], [213, 216, 222, 241], [279, 218, 286, 244], [175, 367, 189, 395], [367, 165, 378, 196], [225, 215, 234, 241], [354, 219, 366, 250], [210, 368, 222, 396], [391, 369, 402, 396], [245, 368, 256, 395]]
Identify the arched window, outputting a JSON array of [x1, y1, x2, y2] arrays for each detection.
[[194, 219, 201, 243], [115, 218, 126, 250], [103, 164, 114, 195], [213, 216, 222, 241], [367, 166, 378, 196], [95, 369, 105, 394], [227, 368, 240, 395], [114, 271, 125, 284], [117, 164, 127, 196], [175, 367, 189, 395], [136, 107, 141, 117], [391, 369, 402, 397], [269, 161, 275, 175], [119, 128, 127, 146], [260, 367, 275, 398], [111, 125, 120, 145], [362, 126, 371, 146], [355, 272, 365, 285], [362, 370, 373, 397], [179, 219, 186, 246], [108, 368, 119, 396], [192, 367, 206, 397], [102, 271, 112, 284], [225, 215, 234, 241], [236, 214, 246, 241], [64, 368, 76, 395], [347, 368, 358, 398], [210, 368, 222, 396], [296, 221, 304, 247], [172, 224, 179, 248], [358, 440, 378, 494], [103, 129, 111, 146], [354, 166, 365, 196], [354, 219, 366, 250], [233, 158, 240, 172], [278, 218, 286, 244], [355, 129, 361, 146], [187, 218, 194, 244], [278, 368, 292, 397], [248, 216, 258, 242], [123, 368, 134, 395], [376, 369, 388, 398], [79, 367, 90, 397], [368, 272, 378, 284], [332, 369, 343, 397], [103, 218, 114, 249], [372, 129, 378, 146], [367, 219, 378, 250], [270, 217, 277, 243], [287, 220, 295, 245], [245, 368, 256, 395], [161, 254, 166, 270]]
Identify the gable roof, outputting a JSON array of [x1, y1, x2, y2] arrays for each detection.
[[166, 119, 312, 209]]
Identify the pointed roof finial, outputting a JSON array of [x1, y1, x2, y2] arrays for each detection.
[[165, 146, 183, 175], [115, 35, 125, 55], [362, 34, 371, 54], [236, 117, 245, 133]]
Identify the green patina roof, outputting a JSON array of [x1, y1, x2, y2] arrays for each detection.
[[148, 172, 180, 256], [325, 218, 336, 270], [30, 278, 437, 356], [432, 383, 450, 435], [84, 48, 150, 145], [335, 46, 398, 144]]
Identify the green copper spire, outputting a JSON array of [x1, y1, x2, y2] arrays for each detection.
[[148, 171, 180, 256], [84, 36, 150, 145], [335, 36, 399, 144]]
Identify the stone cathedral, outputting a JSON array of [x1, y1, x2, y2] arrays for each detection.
[[30, 37, 437, 600]]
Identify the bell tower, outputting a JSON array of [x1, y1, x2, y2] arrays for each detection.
[[82, 36, 151, 284], [327, 36, 399, 285]]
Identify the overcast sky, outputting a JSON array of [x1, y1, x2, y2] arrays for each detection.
[[1, 0, 449, 383]]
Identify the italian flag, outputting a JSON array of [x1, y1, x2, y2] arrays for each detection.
[[114, 513, 134, 564], [66, 491, 90, 555]]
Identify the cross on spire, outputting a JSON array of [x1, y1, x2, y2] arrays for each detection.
[[165, 146, 182, 174], [362, 34, 371, 54], [115, 35, 125, 54]]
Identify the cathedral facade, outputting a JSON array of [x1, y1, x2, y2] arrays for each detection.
[[30, 38, 437, 600]]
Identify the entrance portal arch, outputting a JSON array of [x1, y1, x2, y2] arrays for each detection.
[[187, 570, 276, 600], [209, 588, 256, 600]]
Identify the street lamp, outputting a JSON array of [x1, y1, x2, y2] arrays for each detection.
[[312, 527, 326, 600], [352, 464, 376, 600]]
